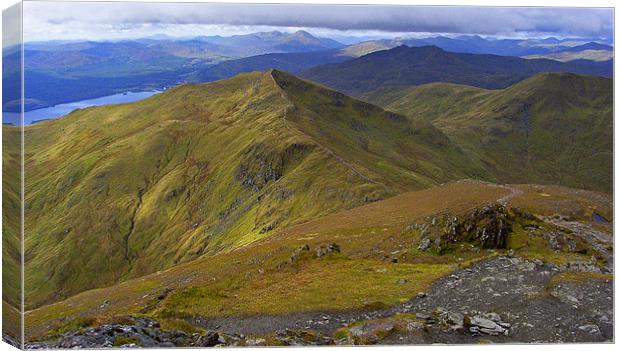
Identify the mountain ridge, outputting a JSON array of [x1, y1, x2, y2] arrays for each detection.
[[301, 45, 612, 96], [22, 69, 485, 309], [368, 72, 613, 193]]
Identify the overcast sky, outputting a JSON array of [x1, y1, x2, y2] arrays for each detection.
[[22, 1, 614, 42]]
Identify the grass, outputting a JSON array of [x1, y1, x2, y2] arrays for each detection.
[[372, 73, 612, 193], [21, 70, 497, 311], [14, 70, 613, 342], [22, 180, 610, 341], [547, 271, 613, 289], [113, 336, 141, 347], [157, 257, 452, 319]]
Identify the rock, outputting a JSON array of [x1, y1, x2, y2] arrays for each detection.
[[406, 321, 425, 331], [483, 312, 501, 322], [418, 237, 431, 251], [565, 261, 602, 273], [397, 278, 408, 285], [417, 292, 427, 299], [470, 315, 507, 335], [245, 338, 266, 346], [439, 311, 465, 327], [197, 331, 221, 347], [315, 243, 340, 258], [578, 324, 601, 335]]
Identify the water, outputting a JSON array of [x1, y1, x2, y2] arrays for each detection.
[[3, 90, 160, 125]]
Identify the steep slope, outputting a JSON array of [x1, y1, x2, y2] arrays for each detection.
[[2, 126, 22, 343], [372, 73, 612, 192], [301, 45, 612, 96], [23, 70, 485, 309], [26, 181, 612, 342]]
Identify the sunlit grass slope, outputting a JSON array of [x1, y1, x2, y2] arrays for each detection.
[[23, 70, 487, 309], [24, 181, 610, 341], [366, 73, 612, 193]]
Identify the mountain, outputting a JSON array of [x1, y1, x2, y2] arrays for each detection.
[[365, 72, 612, 193], [301, 45, 613, 96], [196, 50, 348, 82], [524, 51, 613, 62], [195, 30, 344, 56], [12, 31, 344, 111], [521, 42, 613, 62], [22, 70, 486, 309], [561, 42, 613, 52], [25, 179, 612, 343], [339, 36, 613, 58]]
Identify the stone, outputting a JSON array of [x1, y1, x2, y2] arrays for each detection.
[[418, 237, 432, 251], [245, 338, 266, 346], [578, 324, 601, 335], [197, 331, 221, 347], [470, 316, 506, 335]]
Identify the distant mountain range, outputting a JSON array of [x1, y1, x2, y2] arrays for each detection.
[[3, 31, 613, 113], [3, 31, 346, 111], [339, 35, 613, 58], [301, 45, 613, 96]]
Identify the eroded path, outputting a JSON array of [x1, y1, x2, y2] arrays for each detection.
[[188, 255, 613, 345]]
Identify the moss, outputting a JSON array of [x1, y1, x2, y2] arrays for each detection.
[[113, 336, 141, 347], [46, 317, 97, 336], [158, 318, 203, 334], [548, 271, 613, 289]]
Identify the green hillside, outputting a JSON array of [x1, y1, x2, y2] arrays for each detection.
[[2, 125, 22, 342], [22, 70, 486, 309], [368, 73, 613, 192], [26, 181, 611, 342]]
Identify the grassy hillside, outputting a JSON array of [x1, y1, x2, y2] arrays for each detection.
[[2, 125, 22, 342], [25, 181, 611, 341], [368, 73, 612, 193], [23, 70, 486, 309], [301, 45, 612, 96]]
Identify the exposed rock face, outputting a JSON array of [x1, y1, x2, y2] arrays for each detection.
[[234, 142, 312, 192], [416, 204, 513, 252]]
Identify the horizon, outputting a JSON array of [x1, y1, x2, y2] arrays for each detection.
[[18, 29, 614, 46], [21, 2, 614, 44]]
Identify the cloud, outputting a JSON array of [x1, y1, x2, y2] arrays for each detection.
[[22, 2, 614, 41]]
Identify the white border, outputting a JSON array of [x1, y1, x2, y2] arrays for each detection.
[[0, 1, 617, 350]]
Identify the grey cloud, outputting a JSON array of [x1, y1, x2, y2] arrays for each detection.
[[23, 2, 614, 40]]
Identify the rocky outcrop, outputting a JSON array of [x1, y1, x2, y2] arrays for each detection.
[[415, 204, 513, 253]]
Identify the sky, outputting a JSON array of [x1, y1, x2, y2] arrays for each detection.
[[21, 1, 614, 43]]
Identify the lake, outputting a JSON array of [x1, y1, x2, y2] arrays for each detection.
[[3, 90, 160, 125]]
